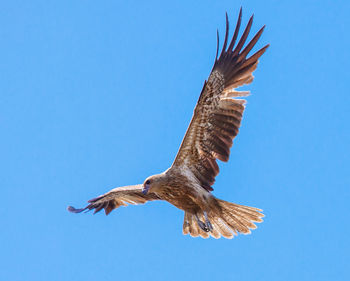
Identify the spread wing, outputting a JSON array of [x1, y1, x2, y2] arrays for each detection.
[[68, 185, 160, 215], [171, 9, 269, 192]]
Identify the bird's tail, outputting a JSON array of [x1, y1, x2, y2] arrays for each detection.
[[183, 199, 264, 239]]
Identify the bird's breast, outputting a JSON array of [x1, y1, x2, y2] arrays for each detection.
[[160, 183, 212, 213]]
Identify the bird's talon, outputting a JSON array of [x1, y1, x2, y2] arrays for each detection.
[[207, 221, 213, 231]]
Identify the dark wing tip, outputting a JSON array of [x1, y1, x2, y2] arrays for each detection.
[[68, 193, 109, 215], [88, 196, 102, 203], [218, 12, 230, 59], [215, 29, 220, 61], [67, 206, 86, 213], [212, 9, 268, 84]]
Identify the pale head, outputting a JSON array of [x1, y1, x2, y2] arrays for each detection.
[[142, 173, 166, 195]]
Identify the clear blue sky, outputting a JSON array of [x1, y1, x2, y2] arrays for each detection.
[[1, 1, 349, 280]]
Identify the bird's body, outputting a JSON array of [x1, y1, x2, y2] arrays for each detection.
[[69, 8, 269, 239], [147, 168, 216, 214]]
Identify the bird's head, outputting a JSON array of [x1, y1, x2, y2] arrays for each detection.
[[142, 174, 165, 195]]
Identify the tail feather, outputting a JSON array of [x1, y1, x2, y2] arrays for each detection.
[[183, 199, 264, 239], [212, 217, 233, 239], [231, 206, 263, 223], [223, 211, 251, 234], [183, 212, 190, 235], [183, 213, 210, 239], [208, 219, 221, 239]]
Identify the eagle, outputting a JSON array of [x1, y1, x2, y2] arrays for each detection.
[[68, 8, 269, 239]]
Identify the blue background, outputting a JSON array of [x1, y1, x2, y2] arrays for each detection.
[[1, 1, 349, 280]]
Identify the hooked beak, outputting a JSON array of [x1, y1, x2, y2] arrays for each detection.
[[142, 185, 149, 195]]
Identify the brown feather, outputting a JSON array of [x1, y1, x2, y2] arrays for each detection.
[[227, 8, 242, 53], [171, 10, 268, 192], [237, 25, 266, 63], [67, 185, 160, 216]]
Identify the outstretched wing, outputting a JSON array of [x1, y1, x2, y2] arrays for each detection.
[[68, 185, 160, 215], [171, 9, 269, 192]]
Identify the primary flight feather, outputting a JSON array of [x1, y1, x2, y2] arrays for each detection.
[[68, 8, 269, 239]]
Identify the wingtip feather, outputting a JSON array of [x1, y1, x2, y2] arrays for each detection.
[[67, 206, 86, 213]]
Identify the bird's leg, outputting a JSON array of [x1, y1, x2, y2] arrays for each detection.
[[204, 211, 213, 231], [195, 213, 210, 232]]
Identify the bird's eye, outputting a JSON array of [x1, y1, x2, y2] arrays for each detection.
[[145, 180, 151, 185]]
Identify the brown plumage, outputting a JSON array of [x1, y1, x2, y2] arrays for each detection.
[[68, 8, 269, 239]]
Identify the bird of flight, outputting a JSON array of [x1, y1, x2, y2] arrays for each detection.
[[68, 8, 269, 239]]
